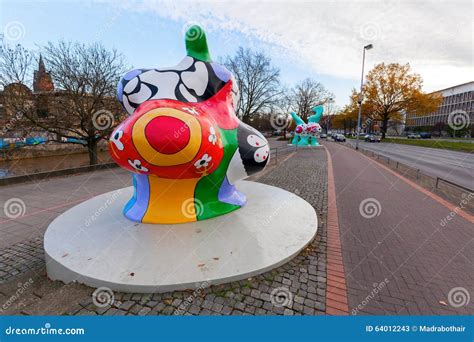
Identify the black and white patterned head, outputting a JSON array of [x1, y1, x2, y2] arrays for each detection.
[[117, 57, 239, 115]]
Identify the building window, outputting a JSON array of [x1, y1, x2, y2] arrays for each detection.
[[0, 104, 4, 120]]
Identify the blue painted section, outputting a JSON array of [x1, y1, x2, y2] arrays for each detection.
[[117, 69, 143, 103], [123, 174, 149, 222], [210, 62, 232, 82], [218, 176, 246, 206]]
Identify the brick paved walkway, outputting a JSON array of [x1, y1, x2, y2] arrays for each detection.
[[0, 149, 329, 316], [324, 141, 474, 315], [0, 168, 131, 248]]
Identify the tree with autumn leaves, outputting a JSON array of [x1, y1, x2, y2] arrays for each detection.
[[334, 63, 442, 138]]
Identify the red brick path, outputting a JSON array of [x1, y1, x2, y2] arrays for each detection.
[[324, 146, 349, 315]]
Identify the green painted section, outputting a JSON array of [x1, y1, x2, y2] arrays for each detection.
[[185, 25, 212, 62], [195, 128, 240, 220]]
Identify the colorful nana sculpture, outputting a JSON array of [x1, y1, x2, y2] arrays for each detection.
[[290, 105, 324, 146], [109, 26, 269, 224]]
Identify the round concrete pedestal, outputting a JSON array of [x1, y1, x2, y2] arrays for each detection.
[[44, 181, 318, 293]]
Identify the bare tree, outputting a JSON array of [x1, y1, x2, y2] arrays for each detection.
[[223, 47, 281, 123], [0, 41, 37, 139], [0, 40, 127, 164], [293, 78, 333, 122], [0, 40, 34, 86], [275, 89, 296, 115]]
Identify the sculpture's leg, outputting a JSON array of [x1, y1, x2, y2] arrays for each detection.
[[298, 136, 309, 145], [124, 174, 200, 224], [312, 137, 320, 146], [194, 128, 243, 220], [291, 134, 299, 145], [123, 174, 148, 222]]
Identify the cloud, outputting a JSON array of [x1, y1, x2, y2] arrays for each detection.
[[119, 0, 472, 92]]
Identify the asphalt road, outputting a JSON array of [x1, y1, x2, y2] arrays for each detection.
[[341, 139, 473, 190]]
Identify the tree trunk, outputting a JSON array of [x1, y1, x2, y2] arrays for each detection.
[[381, 116, 389, 139], [88, 140, 98, 165]]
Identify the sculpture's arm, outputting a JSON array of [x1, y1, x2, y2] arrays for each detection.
[[290, 112, 305, 126], [308, 105, 324, 123]]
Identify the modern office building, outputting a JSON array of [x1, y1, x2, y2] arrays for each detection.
[[405, 81, 473, 135]]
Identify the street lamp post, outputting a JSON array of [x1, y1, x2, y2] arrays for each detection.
[[326, 97, 334, 133], [355, 44, 373, 150]]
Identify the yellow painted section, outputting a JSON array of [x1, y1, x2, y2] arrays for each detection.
[[132, 108, 202, 166], [143, 176, 200, 224]]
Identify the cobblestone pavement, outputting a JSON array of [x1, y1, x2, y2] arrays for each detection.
[[0, 148, 328, 316], [0, 237, 43, 283], [324, 141, 474, 315]]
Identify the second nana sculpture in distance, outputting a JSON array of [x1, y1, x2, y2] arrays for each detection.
[[290, 105, 324, 146], [109, 26, 269, 224]]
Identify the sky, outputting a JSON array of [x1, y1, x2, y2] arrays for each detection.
[[1, 0, 472, 107]]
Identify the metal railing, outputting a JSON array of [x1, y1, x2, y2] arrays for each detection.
[[435, 177, 473, 193], [269, 145, 299, 164], [356, 145, 473, 194]]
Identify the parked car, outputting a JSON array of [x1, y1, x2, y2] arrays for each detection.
[[419, 132, 432, 139], [334, 134, 346, 142], [364, 134, 381, 143], [407, 133, 421, 139], [331, 133, 338, 140], [320, 133, 327, 139]]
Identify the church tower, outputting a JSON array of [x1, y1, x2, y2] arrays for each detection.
[[33, 55, 54, 93]]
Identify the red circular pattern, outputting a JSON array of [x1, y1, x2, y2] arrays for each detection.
[[145, 116, 190, 154], [109, 99, 224, 179]]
